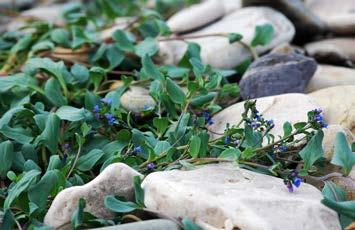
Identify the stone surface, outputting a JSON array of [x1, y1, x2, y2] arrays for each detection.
[[330, 175, 355, 201], [142, 164, 341, 230], [92, 219, 180, 230], [51, 47, 90, 64], [239, 53, 317, 99], [270, 43, 304, 55], [44, 163, 142, 229], [159, 7, 295, 69], [120, 86, 156, 114], [242, 0, 326, 36], [322, 125, 354, 161], [309, 86, 355, 133], [167, 0, 225, 33], [209, 93, 319, 140], [306, 0, 355, 34], [306, 65, 355, 93], [305, 38, 355, 65]]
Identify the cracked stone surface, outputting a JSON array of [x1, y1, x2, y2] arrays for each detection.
[[208, 93, 319, 141], [142, 164, 341, 230], [44, 163, 142, 229], [309, 85, 355, 133]]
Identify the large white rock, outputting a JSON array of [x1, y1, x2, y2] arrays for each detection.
[[209, 93, 319, 140], [160, 7, 295, 69], [167, 0, 225, 33], [142, 164, 341, 230], [44, 163, 142, 229], [309, 86, 355, 133], [306, 65, 355, 93], [306, 0, 355, 34], [120, 86, 156, 114]]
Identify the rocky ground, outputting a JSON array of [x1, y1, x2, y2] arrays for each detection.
[[0, 0, 354, 230]]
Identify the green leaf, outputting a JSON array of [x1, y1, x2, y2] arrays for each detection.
[[322, 181, 346, 202], [0, 141, 14, 178], [141, 54, 163, 80], [31, 41, 54, 53], [283, 122, 292, 137], [113, 30, 135, 52], [189, 135, 201, 158], [182, 218, 203, 230], [244, 125, 262, 148], [0, 210, 15, 230], [104, 195, 138, 213], [4, 170, 41, 209], [0, 125, 33, 144], [50, 28, 70, 47], [135, 37, 158, 57], [71, 64, 89, 83], [299, 131, 324, 171], [56, 106, 90, 121], [228, 33, 243, 43], [106, 44, 125, 70], [133, 176, 144, 207], [154, 141, 171, 156], [0, 75, 36, 93], [331, 132, 355, 175], [251, 23, 274, 47], [321, 197, 355, 219], [34, 113, 61, 154], [219, 148, 241, 161], [166, 78, 186, 105], [71, 198, 86, 229], [44, 78, 67, 106], [241, 147, 255, 160], [71, 26, 90, 49], [76, 149, 105, 171]]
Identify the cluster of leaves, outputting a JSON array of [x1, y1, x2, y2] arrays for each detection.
[[0, 0, 354, 229]]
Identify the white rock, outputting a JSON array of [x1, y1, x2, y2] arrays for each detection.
[[142, 164, 341, 230], [322, 125, 354, 161], [306, 65, 355, 93], [221, 0, 242, 14], [306, 0, 355, 34], [44, 163, 142, 229], [305, 38, 355, 63], [309, 86, 355, 133], [160, 7, 295, 69], [120, 86, 156, 113], [167, 0, 225, 33], [209, 93, 319, 140]]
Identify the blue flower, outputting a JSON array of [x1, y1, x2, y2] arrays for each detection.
[[251, 121, 258, 129], [203, 111, 214, 126], [133, 146, 143, 154], [312, 109, 328, 128], [266, 119, 274, 127], [293, 177, 302, 188], [93, 105, 100, 113], [104, 113, 116, 126], [147, 162, 156, 170], [278, 145, 288, 152], [100, 98, 112, 105], [62, 143, 70, 151], [286, 181, 294, 193], [224, 136, 231, 145], [233, 139, 239, 146]]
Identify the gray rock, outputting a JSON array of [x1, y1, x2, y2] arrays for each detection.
[[240, 53, 317, 99], [242, 0, 326, 37], [91, 219, 180, 230]]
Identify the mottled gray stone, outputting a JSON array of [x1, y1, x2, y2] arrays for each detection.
[[240, 53, 317, 99], [242, 0, 326, 37], [91, 219, 180, 230]]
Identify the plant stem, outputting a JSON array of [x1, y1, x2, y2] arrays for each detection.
[[66, 144, 82, 179]]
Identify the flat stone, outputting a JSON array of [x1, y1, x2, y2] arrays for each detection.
[[305, 38, 355, 65], [270, 43, 304, 55], [120, 86, 156, 114], [306, 65, 355, 93], [322, 125, 354, 161], [306, 0, 355, 34], [142, 164, 341, 230], [239, 53, 317, 99], [309, 86, 355, 133], [91, 219, 180, 230], [242, 0, 325, 37], [167, 0, 225, 33], [44, 163, 142, 229], [209, 93, 319, 140], [159, 7, 295, 69]]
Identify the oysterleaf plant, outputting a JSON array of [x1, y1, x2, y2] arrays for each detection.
[[0, 0, 354, 229]]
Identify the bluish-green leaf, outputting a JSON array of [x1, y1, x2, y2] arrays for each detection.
[[0, 141, 14, 178], [299, 131, 324, 171], [44, 78, 67, 106], [219, 148, 241, 161], [56, 106, 90, 121], [251, 24, 274, 47], [76, 149, 105, 171], [331, 132, 355, 175], [113, 30, 135, 52], [104, 195, 138, 213], [34, 113, 61, 154], [135, 37, 158, 57], [189, 135, 201, 158], [166, 78, 186, 105]]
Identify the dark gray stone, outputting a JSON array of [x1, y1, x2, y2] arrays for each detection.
[[91, 219, 180, 230], [239, 53, 317, 99], [242, 0, 326, 38]]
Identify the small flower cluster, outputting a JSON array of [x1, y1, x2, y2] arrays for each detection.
[[224, 136, 239, 146], [245, 109, 274, 130], [310, 108, 327, 128], [284, 171, 302, 193], [92, 98, 117, 126], [203, 111, 214, 125], [277, 145, 288, 152], [133, 145, 143, 155]]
